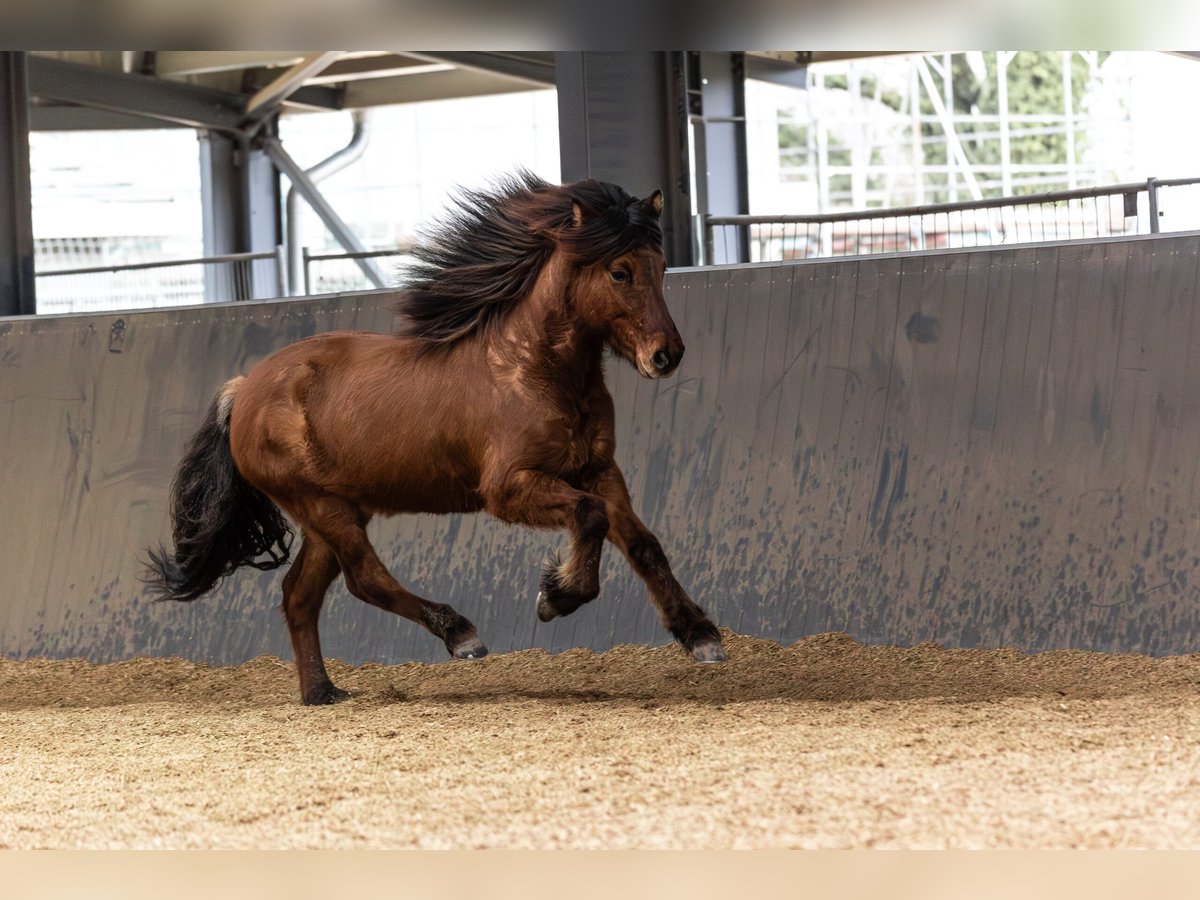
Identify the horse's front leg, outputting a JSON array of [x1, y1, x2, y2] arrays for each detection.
[[484, 470, 609, 621], [594, 466, 726, 662]]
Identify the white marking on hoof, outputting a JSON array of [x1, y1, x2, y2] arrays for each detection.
[[452, 637, 488, 660], [536, 591, 559, 622], [692, 641, 728, 663]]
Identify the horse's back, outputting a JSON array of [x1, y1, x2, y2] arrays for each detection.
[[228, 330, 488, 515]]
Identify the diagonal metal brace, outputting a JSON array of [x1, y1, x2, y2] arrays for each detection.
[[261, 134, 388, 290], [243, 51, 343, 126]]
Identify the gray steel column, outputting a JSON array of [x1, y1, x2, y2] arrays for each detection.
[[198, 131, 240, 260], [240, 132, 284, 299], [198, 127, 284, 300], [555, 52, 694, 266], [1, 52, 35, 316], [693, 52, 750, 264]]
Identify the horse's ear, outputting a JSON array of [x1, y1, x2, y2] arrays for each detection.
[[645, 190, 664, 219], [571, 196, 604, 228]]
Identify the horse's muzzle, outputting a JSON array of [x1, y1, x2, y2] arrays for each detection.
[[648, 344, 684, 377]]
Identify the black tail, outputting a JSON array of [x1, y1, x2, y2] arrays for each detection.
[[144, 381, 292, 601]]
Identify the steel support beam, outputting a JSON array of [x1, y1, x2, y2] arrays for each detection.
[[745, 54, 809, 88], [555, 52, 693, 266], [305, 55, 453, 85], [198, 132, 241, 262], [1, 52, 35, 316], [243, 134, 285, 297], [406, 52, 555, 87], [691, 52, 750, 264], [29, 55, 247, 132], [29, 56, 340, 133], [243, 51, 343, 123], [198, 128, 284, 300], [154, 51, 311, 77], [30, 105, 189, 131], [342, 67, 547, 107]]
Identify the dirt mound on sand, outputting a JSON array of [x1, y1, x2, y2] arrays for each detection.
[[6, 631, 1200, 849], [3, 630, 1197, 709]]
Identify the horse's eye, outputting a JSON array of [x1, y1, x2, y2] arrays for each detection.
[[610, 269, 629, 284]]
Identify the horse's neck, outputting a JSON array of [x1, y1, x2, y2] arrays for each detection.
[[489, 254, 604, 395]]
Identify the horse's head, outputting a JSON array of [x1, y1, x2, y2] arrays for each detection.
[[564, 184, 684, 379]]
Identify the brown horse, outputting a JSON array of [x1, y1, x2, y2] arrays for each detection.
[[146, 173, 726, 704]]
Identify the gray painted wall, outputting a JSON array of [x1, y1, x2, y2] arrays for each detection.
[[4, 233, 1200, 664]]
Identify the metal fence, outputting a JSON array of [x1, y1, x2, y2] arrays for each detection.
[[704, 176, 1200, 265], [35, 248, 287, 315], [300, 247, 410, 296], [26, 176, 1200, 314]]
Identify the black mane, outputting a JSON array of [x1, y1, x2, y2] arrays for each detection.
[[393, 172, 663, 345]]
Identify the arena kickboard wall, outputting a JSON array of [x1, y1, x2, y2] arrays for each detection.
[[3, 233, 1200, 664]]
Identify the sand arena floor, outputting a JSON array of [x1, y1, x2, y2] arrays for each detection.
[[4, 630, 1200, 849]]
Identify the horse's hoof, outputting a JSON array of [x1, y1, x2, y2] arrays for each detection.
[[303, 683, 353, 705], [536, 590, 560, 622], [691, 640, 728, 663], [452, 637, 488, 660]]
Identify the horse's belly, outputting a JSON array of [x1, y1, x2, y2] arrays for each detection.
[[369, 484, 485, 516], [354, 461, 484, 516]]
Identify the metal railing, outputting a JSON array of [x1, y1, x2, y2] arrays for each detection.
[[300, 247, 410, 296], [704, 177, 1200, 265], [35, 247, 287, 315], [27, 176, 1200, 315]]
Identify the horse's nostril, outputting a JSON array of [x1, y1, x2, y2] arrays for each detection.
[[651, 349, 672, 371]]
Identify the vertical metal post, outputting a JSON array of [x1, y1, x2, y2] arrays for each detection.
[[815, 69, 831, 215], [553, 52, 590, 185], [274, 244, 288, 297], [1062, 51, 1077, 190], [849, 63, 866, 209], [198, 130, 241, 302], [997, 51, 1013, 197], [240, 128, 284, 297], [910, 61, 924, 206], [555, 52, 695, 266], [302, 247, 312, 295], [692, 52, 750, 264], [693, 214, 709, 267], [806, 68, 821, 200], [1, 52, 36, 316], [940, 53, 957, 203], [1147, 177, 1160, 233], [198, 125, 285, 301]]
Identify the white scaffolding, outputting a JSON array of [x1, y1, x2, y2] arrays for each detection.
[[769, 51, 1130, 213]]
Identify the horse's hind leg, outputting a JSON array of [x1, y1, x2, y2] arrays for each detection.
[[291, 495, 487, 660], [281, 534, 348, 705]]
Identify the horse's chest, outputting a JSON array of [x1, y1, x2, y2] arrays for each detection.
[[537, 409, 611, 482]]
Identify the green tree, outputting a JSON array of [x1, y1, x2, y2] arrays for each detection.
[[939, 51, 1107, 193]]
